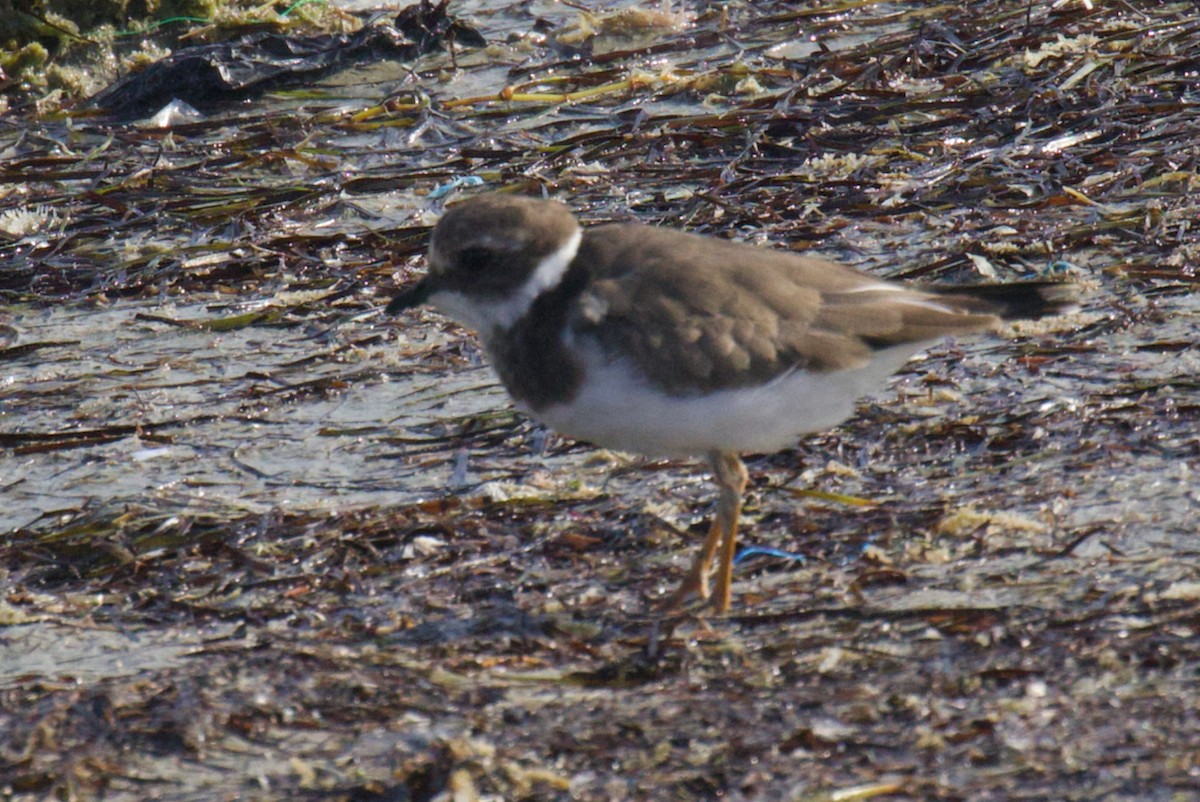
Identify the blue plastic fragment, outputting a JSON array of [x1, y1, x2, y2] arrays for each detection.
[[733, 545, 808, 567], [428, 175, 485, 199], [838, 538, 875, 566], [1025, 259, 1079, 278]]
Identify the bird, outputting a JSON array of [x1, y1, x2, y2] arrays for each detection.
[[386, 194, 1076, 614]]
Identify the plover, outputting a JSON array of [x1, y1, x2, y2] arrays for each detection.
[[387, 194, 1076, 613]]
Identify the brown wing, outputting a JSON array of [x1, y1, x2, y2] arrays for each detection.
[[568, 224, 1003, 395]]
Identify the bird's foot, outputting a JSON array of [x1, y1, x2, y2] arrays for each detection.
[[655, 568, 733, 616], [654, 568, 710, 614]]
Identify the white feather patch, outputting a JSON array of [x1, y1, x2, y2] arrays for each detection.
[[531, 338, 927, 458]]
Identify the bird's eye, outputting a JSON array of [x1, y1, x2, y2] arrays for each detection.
[[457, 246, 496, 272]]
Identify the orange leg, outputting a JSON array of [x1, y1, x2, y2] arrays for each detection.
[[656, 504, 725, 611], [709, 450, 748, 614], [657, 450, 748, 614]]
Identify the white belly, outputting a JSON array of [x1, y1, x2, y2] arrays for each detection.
[[528, 340, 926, 458]]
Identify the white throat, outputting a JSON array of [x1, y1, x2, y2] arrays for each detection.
[[429, 227, 583, 337]]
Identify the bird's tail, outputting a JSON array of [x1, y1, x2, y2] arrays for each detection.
[[930, 280, 1080, 321]]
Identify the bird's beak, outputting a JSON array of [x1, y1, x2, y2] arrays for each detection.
[[385, 279, 431, 315]]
